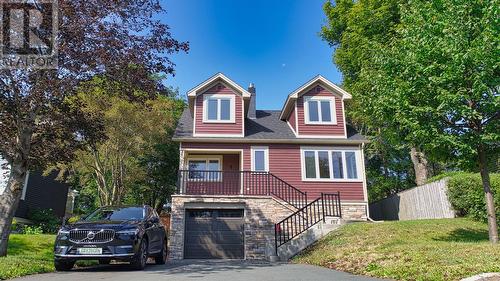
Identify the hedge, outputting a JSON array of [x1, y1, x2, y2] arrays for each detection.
[[439, 172, 500, 223]]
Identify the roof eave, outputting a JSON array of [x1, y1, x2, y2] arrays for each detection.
[[279, 75, 352, 120], [172, 137, 369, 145], [187, 72, 252, 98]]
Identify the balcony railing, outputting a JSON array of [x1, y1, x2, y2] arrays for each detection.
[[177, 170, 307, 208]]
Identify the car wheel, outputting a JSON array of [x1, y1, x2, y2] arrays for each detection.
[[154, 239, 167, 265], [130, 238, 148, 270], [54, 260, 75, 271]]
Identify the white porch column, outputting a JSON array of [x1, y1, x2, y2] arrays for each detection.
[[179, 149, 186, 194]]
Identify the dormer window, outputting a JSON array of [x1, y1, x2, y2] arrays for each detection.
[[203, 94, 235, 123], [304, 96, 336, 124]]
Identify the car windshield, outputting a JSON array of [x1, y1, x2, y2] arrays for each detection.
[[84, 207, 144, 222]]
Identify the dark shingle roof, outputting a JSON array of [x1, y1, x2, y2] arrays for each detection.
[[173, 108, 367, 141]]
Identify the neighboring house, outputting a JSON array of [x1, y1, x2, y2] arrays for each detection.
[[170, 73, 369, 260], [0, 158, 71, 222]]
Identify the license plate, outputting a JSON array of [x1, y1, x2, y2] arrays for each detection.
[[77, 248, 102, 255]]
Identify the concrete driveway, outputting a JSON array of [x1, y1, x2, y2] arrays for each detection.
[[14, 260, 386, 281]]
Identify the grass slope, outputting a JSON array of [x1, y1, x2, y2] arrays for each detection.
[[0, 234, 99, 280], [294, 218, 500, 281], [0, 234, 55, 280]]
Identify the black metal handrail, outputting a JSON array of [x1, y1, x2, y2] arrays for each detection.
[[268, 172, 307, 208], [274, 192, 342, 255], [322, 192, 342, 218], [275, 197, 323, 252], [177, 170, 307, 208]]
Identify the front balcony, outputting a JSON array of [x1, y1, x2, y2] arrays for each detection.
[[177, 170, 307, 208]]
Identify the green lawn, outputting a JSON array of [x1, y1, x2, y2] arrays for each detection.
[[0, 234, 55, 280], [294, 218, 500, 281], [0, 234, 101, 280]]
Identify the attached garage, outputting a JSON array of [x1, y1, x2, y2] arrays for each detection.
[[184, 209, 244, 259]]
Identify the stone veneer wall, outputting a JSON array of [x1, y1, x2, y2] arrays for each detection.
[[341, 203, 369, 221], [168, 195, 295, 260], [168, 196, 368, 260]]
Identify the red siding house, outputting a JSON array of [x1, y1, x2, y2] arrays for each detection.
[[169, 73, 369, 261]]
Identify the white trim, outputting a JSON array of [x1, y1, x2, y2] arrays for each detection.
[[250, 146, 269, 172], [294, 100, 299, 135], [187, 73, 252, 98], [192, 100, 197, 136], [296, 134, 347, 139], [342, 99, 347, 138], [303, 96, 337, 125], [192, 133, 245, 138], [290, 76, 352, 100], [242, 107, 245, 140], [187, 156, 223, 166], [286, 120, 298, 137], [202, 94, 236, 123], [174, 137, 368, 144], [21, 171, 29, 200], [280, 75, 352, 120], [300, 146, 363, 182]]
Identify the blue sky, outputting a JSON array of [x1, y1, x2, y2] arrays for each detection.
[[162, 0, 341, 110]]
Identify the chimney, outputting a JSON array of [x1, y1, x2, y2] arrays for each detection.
[[248, 83, 256, 119]]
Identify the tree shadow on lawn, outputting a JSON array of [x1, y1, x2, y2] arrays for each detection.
[[432, 228, 490, 242]]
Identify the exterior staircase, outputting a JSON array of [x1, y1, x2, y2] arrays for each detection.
[[272, 192, 343, 261]]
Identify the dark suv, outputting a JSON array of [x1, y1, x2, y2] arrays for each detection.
[[54, 205, 167, 271]]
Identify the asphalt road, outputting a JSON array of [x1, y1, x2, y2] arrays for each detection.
[[14, 260, 386, 281]]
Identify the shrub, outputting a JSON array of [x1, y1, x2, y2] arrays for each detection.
[[21, 225, 43, 235], [444, 172, 500, 223], [11, 218, 19, 233], [27, 208, 61, 234]]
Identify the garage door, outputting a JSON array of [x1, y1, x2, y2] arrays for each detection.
[[184, 209, 244, 259]]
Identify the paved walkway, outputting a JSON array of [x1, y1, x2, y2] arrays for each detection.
[[14, 260, 386, 281]]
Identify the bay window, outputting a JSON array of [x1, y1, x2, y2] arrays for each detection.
[[302, 148, 361, 181]]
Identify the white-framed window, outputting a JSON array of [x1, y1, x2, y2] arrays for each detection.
[[301, 148, 361, 181], [203, 94, 235, 123], [304, 96, 336, 124], [251, 146, 269, 172], [187, 157, 222, 181]]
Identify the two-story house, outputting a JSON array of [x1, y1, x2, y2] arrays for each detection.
[[170, 73, 369, 261]]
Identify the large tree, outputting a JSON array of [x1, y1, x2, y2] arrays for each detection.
[[321, 0, 440, 188], [371, 0, 499, 242], [0, 0, 188, 256], [65, 80, 184, 207]]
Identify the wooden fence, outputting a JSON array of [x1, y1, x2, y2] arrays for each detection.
[[369, 179, 455, 221]]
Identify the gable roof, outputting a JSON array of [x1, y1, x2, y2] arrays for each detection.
[[187, 72, 252, 98], [279, 75, 352, 120], [173, 108, 367, 143]]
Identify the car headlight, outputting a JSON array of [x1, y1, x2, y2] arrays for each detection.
[[58, 229, 69, 235], [116, 228, 139, 239], [116, 229, 139, 235], [57, 229, 70, 239]]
